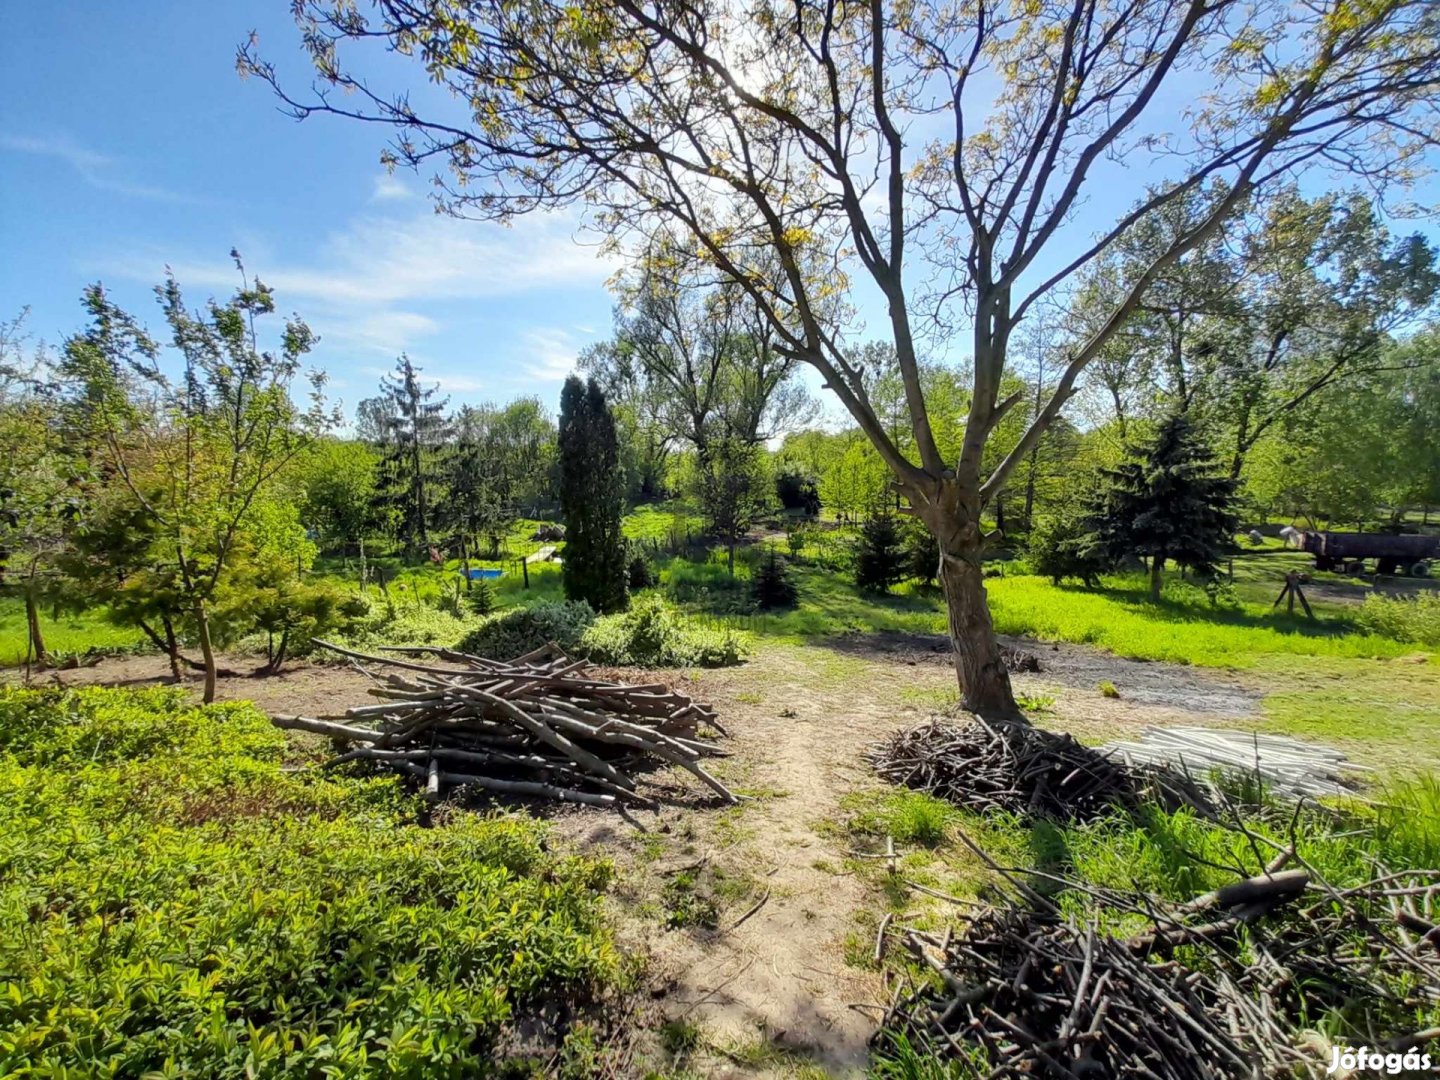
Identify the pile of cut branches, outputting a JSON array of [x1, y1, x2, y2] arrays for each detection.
[[878, 832, 1440, 1078], [869, 718, 1211, 822], [272, 640, 735, 809]]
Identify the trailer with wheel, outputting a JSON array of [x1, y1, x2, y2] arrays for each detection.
[[1286, 530, 1439, 576]]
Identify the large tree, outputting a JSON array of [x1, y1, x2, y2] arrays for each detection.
[[247, 0, 1440, 717], [373, 354, 450, 552]]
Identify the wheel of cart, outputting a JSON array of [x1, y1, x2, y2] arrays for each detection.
[[1411, 560, 1432, 577]]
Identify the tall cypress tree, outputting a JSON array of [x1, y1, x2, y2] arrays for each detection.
[[1085, 412, 1238, 601], [374, 355, 450, 553], [557, 375, 628, 612]]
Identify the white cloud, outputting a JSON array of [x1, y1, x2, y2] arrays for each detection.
[[100, 207, 618, 362], [1, 131, 200, 203], [521, 327, 583, 383], [371, 173, 412, 201], [127, 209, 614, 309]]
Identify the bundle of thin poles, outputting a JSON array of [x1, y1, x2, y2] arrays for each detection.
[[877, 829, 1440, 1078], [271, 639, 735, 809]]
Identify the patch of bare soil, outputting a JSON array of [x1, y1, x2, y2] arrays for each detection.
[[5, 652, 377, 716], [822, 630, 1261, 717]]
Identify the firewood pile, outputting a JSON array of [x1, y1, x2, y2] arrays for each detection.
[[877, 831, 1440, 1078], [869, 718, 1212, 822], [271, 639, 735, 809]]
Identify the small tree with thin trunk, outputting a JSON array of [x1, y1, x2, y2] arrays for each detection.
[[61, 256, 334, 701], [557, 375, 629, 612], [1085, 413, 1238, 601], [247, 0, 1440, 718], [696, 436, 768, 576]]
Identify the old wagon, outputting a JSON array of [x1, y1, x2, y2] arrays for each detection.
[[1286, 529, 1439, 576]]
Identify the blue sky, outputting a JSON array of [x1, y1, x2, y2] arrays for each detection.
[[0, 1, 624, 418], [3, 3, 1437, 427]]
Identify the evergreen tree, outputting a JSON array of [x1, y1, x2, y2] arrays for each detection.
[[751, 546, 799, 609], [1085, 412, 1238, 601], [374, 355, 450, 553], [854, 507, 906, 593], [557, 375, 628, 612], [902, 518, 940, 587]]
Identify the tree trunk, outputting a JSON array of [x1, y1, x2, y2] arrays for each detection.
[[194, 598, 218, 704], [460, 535, 472, 590], [1150, 556, 1164, 601], [24, 577, 48, 667], [727, 540, 736, 576], [358, 535, 368, 595], [937, 550, 1021, 721]]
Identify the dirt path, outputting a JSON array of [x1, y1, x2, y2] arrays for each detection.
[[9, 638, 1265, 1076]]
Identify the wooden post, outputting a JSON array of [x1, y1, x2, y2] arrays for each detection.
[[1271, 571, 1315, 620], [521, 558, 530, 589]]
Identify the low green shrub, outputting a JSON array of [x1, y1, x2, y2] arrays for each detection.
[[579, 597, 747, 667], [1353, 590, 1440, 647], [457, 599, 596, 660], [333, 598, 477, 649], [0, 686, 619, 1076]]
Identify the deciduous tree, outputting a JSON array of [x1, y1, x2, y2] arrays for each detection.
[[247, 0, 1440, 717]]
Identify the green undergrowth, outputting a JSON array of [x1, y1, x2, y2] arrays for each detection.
[[457, 597, 747, 668], [0, 686, 621, 1077]]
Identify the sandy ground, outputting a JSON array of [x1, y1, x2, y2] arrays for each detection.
[[11, 637, 1265, 1076]]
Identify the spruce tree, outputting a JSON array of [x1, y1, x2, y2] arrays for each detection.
[[557, 375, 628, 612], [1085, 412, 1238, 601], [854, 507, 907, 593], [751, 546, 799, 609], [374, 355, 450, 553]]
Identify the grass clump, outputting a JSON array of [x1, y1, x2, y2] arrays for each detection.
[[1353, 590, 1440, 647], [846, 789, 958, 849], [580, 597, 747, 667], [0, 686, 620, 1076]]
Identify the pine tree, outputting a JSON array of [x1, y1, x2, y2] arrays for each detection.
[[557, 375, 628, 612], [374, 355, 450, 553], [1085, 412, 1238, 601], [855, 507, 907, 593]]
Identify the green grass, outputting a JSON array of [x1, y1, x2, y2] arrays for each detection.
[[0, 598, 147, 666], [0, 686, 621, 1076], [622, 500, 705, 543], [1252, 654, 1440, 771]]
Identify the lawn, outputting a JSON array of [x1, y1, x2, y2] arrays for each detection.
[[0, 599, 146, 666]]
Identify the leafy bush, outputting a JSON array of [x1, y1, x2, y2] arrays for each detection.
[[775, 469, 821, 516], [751, 548, 799, 610], [457, 599, 597, 660], [627, 548, 657, 590], [0, 687, 619, 1076], [1027, 512, 1107, 587], [335, 599, 477, 649], [854, 509, 906, 593], [579, 596, 746, 667], [1353, 590, 1440, 646]]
